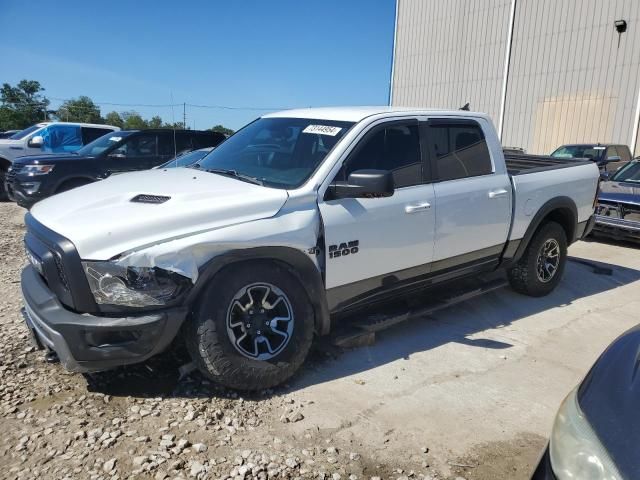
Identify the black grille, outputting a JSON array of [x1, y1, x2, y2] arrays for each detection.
[[131, 194, 171, 204], [25, 213, 97, 313], [52, 251, 70, 291]]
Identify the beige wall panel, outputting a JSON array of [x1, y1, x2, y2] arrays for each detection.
[[392, 0, 640, 155]]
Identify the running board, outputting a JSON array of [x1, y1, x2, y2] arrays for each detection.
[[332, 277, 508, 348]]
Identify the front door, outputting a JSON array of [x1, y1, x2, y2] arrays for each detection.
[[319, 119, 436, 311]]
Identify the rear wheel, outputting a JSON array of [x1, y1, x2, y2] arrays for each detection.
[[507, 221, 568, 297], [185, 262, 314, 390]]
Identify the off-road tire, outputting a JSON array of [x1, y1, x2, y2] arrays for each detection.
[[185, 262, 315, 390], [507, 221, 568, 297]]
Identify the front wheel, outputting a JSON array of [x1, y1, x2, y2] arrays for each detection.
[[185, 262, 314, 390], [507, 221, 568, 297]]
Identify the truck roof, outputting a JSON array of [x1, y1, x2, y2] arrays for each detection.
[[263, 106, 489, 123], [37, 121, 120, 129]]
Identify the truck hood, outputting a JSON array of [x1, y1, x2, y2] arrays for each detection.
[[598, 180, 640, 206], [30, 168, 289, 260], [13, 153, 83, 164]]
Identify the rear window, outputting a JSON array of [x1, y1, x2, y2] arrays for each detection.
[[428, 121, 493, 181], [551, 145, 605, 161]]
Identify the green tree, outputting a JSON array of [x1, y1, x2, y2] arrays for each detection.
[[162, 121, 185, 130], [0, 80, 50, 130], [104, 111, 124, 128], [210, 124, 234, 136], [121, 111, 148, 129], [148, 115, 163, 128], [56, 96, 102, 123]]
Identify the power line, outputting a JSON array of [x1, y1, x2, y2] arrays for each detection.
[[3, 97, 291, 112]]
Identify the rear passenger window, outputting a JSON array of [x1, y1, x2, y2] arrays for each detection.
[[344, 123, 423, 188], [82, 127, 113, 144], [428, 121, 492, 181]]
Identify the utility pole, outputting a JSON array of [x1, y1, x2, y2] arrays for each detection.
[[183, 102, 186, 129]]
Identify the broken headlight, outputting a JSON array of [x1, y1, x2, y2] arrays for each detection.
[[82, 262, 190, 308]]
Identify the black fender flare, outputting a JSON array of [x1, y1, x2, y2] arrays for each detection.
[[504, 196, 578, 265], [184, 246, 330, 336]]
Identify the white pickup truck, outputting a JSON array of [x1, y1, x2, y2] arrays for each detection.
[[21, 107, 599, 390]]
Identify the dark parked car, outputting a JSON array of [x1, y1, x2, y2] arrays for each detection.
[[593, 158, 640, 241], [551, 143, 632, 174], [157, 146, 214, 168], [532, 324, 640, 480], [5, 129, 225, 208], [0, 130, 19, 139]]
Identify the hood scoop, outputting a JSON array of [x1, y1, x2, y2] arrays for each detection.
[[131, 194, 171, 204]]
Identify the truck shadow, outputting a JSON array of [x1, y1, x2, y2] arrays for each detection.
[[290, 255, 640, 391], [83, 255, 640, 398]]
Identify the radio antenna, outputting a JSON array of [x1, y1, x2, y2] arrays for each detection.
[[170, 91, 178, 167]]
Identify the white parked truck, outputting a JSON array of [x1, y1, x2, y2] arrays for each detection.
[[21, 107, 599, 390]]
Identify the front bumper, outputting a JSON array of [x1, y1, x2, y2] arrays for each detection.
[[21, 265, 188, 373], [6, 180, 44, 208], [593, 215, 640, 241], [530, 446, 557, 480]]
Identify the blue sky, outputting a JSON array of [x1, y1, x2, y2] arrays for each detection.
[[0, 0, 396, 130]]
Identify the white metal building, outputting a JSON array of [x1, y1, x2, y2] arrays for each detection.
[[390, 0, 640, 155]]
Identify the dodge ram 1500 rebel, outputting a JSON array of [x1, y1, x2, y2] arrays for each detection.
[[20, 107, 599, 390]]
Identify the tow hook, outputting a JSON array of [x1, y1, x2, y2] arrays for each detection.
[[44, 350, 60, 364]]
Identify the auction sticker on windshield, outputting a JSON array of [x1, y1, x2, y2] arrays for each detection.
[[303, 125, 342, 136]]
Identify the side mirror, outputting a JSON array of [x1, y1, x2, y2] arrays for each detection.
[[327, 169, 394, 200], [607, 155, 621, 162], [28, 135, 44, 148], [600, 171, 610, 181]]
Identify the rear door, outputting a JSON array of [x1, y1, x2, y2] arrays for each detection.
[[319, 118, 436, 310], [425, 118, 511, 270]]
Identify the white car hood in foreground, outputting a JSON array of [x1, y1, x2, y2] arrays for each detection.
[[30, 168, 289, 260]]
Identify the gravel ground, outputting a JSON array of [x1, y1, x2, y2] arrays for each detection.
[[0, 201, 446, 480], [4, 199, 637, 480]]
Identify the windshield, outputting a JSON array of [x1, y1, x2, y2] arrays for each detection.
[[161, 148, 213, 168], [76, 131, 134, 156], [611, 160, 640, 183], [551, 145, 605, 161], [9, 124, 45, 140], [195, 117, 354, 188]]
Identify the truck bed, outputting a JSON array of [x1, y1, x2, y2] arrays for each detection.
[[505, 153, 592, 175]]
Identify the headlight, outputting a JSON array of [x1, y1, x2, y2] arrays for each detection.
[[23, 164, 55, 175], [82, 261, 190, 308], [549, 388, 622, 480]]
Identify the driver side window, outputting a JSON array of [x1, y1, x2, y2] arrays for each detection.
[[342, 122, 423, 188]]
